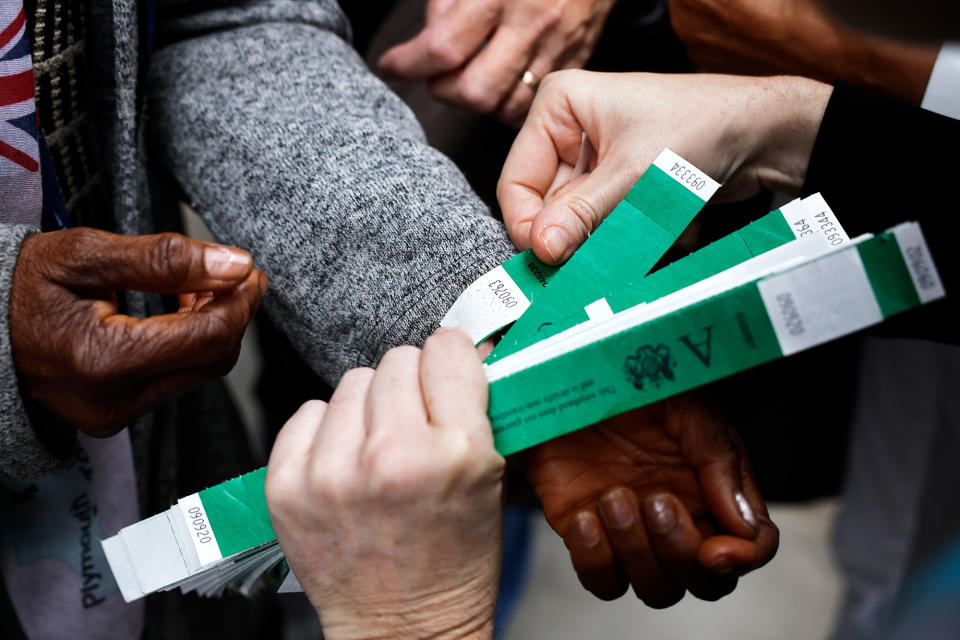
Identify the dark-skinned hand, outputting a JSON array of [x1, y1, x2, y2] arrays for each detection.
[[522, 394, 778, 606], [10, 228, 267, 436]]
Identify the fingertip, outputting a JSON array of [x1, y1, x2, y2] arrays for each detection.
[[429, 326, 474, 349], [567, 511, 603, 549], [257, 269, 268, 297], [376, 49, 397, 78], [697, 536, 762, 575], [735, 491, 760, 532], [598, 487, 640, 532], [642, 493, 679, 536], [534, 225, 576, 264], [292, 398, 329, 425], [202, 245, 252, 282]]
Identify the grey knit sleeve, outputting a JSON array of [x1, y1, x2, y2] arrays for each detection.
[[0, 225, 75, 480], [148, 0, 515, 385]]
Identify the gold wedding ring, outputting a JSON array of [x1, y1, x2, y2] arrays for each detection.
[[521, 69, 539, 91]]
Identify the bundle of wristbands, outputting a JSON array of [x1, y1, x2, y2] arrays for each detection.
[[103, 149, 945, 601]]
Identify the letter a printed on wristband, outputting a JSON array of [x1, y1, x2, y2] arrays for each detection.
[[484, 223, 942, 455]]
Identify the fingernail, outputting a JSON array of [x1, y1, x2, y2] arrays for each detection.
[[644, 495, 677, 535], [600, 489, 635, 530], [736, 492, 759, 529], [258, 271, 268, 296], [707, 555, 735, 574], [204, 246, 252, 280], [539, 226, 574, 263], [569, 512, 601, 548]]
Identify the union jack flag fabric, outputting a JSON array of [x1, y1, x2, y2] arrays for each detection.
[[0, 0, 40, 227]]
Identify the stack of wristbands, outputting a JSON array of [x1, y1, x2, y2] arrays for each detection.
[[103, 149, 945, 601]]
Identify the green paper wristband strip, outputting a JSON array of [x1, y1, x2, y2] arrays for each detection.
[[488, 193, 850, 363], [486, 224, 942, 455], [491, 149, 720, 361], [197, 467, 275, 559]]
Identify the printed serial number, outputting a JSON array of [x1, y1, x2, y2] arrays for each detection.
[[776, 292, 805, 337], [668, 162, 708, 191], [905, 245, 937, 291], [187, 505, 213, 545], [794, 214, 844, 246], [488, 279, 519, 308]]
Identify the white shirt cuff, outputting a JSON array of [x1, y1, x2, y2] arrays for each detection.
[[922, 42, 960, 120]]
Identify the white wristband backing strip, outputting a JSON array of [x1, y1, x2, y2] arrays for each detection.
[[652, 149, 721, 201], [177, 493, 224, 567], [892, 223, 946, 304], [440, 264, 531, 344], [757, 248, 882, 356]]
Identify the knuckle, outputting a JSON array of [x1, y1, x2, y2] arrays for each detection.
[[564, 192, 602, 233], [67, 333, 105, 382], [265, 470, 303, 515], [339, 366, 375, 390], [457, 78, 499, 114], [306, 463, 349, 504], [151, 233, 192, 286], [65, 228, 101, 250], [330, 367, 374, 406], [366, 443, 423, 493], [536, 4, 564, 31], [299, 399, 328, 415], [425, 31, 466, 69], [364, 432, 401, 465], [67, 227, 101, 251], [380, 345, 420, 367]]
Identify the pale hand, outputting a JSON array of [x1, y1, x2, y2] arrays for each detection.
[[378, 0, 618, 125], [497, 70, 833, 264], [266, 329, 504, 640]]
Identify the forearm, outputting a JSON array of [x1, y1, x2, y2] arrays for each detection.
[[149, 1, 514, 385], [837, 28, 938, 104], [670, 0, 938, 105]]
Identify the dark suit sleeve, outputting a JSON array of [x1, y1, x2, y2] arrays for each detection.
[[801, 82, 957, 343]]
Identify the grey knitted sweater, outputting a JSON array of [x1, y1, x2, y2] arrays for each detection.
[[0, 0, 514, 482]]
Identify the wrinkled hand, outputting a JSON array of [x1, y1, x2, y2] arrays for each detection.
[[498, 70, 833, 264], [668, 0, 938, 104], [523, 395, 778, 605], [10, 228, 266, 435], [378, 0, 617, 125], [266, 329, 504, 640]]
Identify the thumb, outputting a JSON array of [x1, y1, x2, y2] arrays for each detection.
[[49, 228, 254, 293], [528, 161, 638, 264], [666, 396, 760, 539]]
